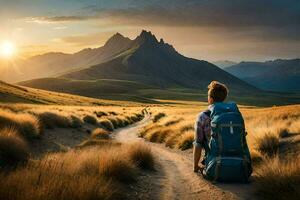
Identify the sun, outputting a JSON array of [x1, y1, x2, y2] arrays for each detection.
[[0, 40, 16, 59]]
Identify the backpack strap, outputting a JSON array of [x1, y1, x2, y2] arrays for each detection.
[[203, 110, 211, 117]]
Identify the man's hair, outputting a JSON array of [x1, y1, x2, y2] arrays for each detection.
[[208, 81, 228, 102]]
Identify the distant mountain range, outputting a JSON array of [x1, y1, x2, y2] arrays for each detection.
[[20, 30, 258, 102], [225, 59, 300, 92], [213, 60, 237, 69]]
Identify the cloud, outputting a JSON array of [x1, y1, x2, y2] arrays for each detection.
[[25, 0, 300, 41]]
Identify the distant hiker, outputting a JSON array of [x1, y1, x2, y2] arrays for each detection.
[[193, 81, 252, 182]]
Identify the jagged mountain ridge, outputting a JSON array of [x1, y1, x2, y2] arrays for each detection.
[[60, 30, 257, 91]]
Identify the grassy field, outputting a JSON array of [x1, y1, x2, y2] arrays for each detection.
[[19, 78, 300, 106], [1, 79, 300, 199], [0, 102, 155, 200], [139, 102, 300, 199]]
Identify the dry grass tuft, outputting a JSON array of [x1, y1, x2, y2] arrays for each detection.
[[91, 128, 110, 140], [99, 152, 136, 183], [153, 112, 166, 122], [0, 110, 41, 139], [256, 133, 279, 157], [127, 143, 155, 170], [177, 131, 194, 150], [0, 128, 29, 168], [99, 119, 114, 131], [0, 142, 155, 200], [255, 156, 300, 200], [38, 112, 70, 129], [83, 115, 97, 125]]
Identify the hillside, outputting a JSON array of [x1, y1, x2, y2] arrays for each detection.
[[0, 80, 116, 105], [225, 59, 300, 92], [0, 33, 132, 83]]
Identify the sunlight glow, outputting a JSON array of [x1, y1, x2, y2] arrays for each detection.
[[0, 40, 16, 59]]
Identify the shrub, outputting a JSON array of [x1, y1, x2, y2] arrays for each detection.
[[127, 143, 155, 170], [70, 115, 83, 128], [108, 118, 118, 129], [255, 157, 300, 200], [0, 110, 41, 139], [256, 133, 279, 157], [177, 131, 194, 150], [99, 119, 114, 131], [94, 111, 108, 118], [91, 128, 110, 140], [0, 128, 29, 168], [153, 112, 166, 122], [38, 112, 70, 129], [83, 115, 97, 125]]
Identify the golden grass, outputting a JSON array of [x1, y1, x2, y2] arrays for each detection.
[[140, 103, 300, 198], [127, 142, 155, 170], [91, 128, 111, 140], [255, 156, 300, 200], [0, 142, 155, 200], [0, 128, 29, 168], [0, 110, 41, 139]]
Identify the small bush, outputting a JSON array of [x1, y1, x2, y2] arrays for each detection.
[[177, 131, 194, 150], [94, 111, 108, 118], [153, 112, 166, 122], [83, 115, 97, 125], [256, 133, 279, 157], [108, 118, 118, 129], [91, 128, 110, 140], [0, 128, 29, 168], [38, 112, 70, 129], [99, 119, 114, 131], [70, 115, 83, 128], [127, 143, 155, 170]]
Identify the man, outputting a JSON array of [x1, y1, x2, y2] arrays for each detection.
[[193, 81, 228, 172]]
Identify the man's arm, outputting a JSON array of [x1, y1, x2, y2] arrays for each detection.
[[193, 115, 204, 172]]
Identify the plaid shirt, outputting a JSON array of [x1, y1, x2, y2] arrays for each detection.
[[194, 109, 211, 148]]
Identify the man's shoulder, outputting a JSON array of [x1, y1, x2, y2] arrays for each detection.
[[196, 110, 211, 122]]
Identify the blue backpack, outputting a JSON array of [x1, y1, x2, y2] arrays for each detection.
[[203, 102, 252, 182]]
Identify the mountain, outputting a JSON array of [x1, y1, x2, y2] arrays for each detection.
[[20, 30, 263, 104], [0, 33, 132, 83], [213, 60, 237, 69], [58, 30, 256, 91], [225, 59, 300, 92]]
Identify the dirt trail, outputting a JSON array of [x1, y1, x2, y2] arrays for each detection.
[[113, 114, 256, 200]]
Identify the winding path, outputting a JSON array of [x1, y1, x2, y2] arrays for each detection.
[[113, 114, 255, 200]]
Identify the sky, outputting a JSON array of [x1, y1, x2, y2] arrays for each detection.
[[0, 0, 300, 62]]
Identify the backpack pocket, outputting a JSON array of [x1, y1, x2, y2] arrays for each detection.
[[204, 156, 250, 182]]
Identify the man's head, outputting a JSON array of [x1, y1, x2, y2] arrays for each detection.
[[207, 81, 228, 104]]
